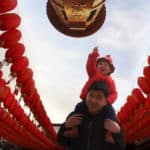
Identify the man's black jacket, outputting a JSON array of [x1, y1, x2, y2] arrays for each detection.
[[57, 103, 125, 150]]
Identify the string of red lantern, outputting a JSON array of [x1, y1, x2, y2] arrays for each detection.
[[0, 73, 58, 150], [117, 55, 150, 144], [0, 0, 60, 149], [0, 1, 57, 142], [0, 107, 49, 150]]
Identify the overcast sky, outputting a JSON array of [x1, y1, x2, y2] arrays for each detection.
[[2, 0, 149, 123]]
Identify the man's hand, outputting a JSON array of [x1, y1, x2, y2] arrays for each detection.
[[105, 131, 114, 143], [63, 127, 79, 138], [104, 119, 120, 133], [64, 114, 83, 128]]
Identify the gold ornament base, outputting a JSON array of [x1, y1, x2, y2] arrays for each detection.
[[46, 0, 106, 37]]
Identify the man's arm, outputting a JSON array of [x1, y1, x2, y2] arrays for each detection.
[[103, 104, 120, 133], [103, 105, 125, 149]]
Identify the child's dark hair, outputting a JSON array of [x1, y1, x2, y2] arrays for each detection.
[[88, 81, 109, 98]]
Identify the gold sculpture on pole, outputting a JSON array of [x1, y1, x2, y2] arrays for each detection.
[[47, 0, 106, 37]]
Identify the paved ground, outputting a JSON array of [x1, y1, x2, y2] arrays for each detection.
[[0, 141, 23, 150]]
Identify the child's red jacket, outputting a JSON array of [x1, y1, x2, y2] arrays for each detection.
[[80, 51, 118, 104]]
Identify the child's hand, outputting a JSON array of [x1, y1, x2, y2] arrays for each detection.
[[92, 46, 99, 54]]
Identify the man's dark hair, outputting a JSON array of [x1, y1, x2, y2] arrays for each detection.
[[88, 81, 109, 98]]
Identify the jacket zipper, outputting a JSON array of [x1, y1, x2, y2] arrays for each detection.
[[87, 121, 92, 150]]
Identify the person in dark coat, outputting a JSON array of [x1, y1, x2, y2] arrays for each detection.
[[57, 81, 125, 150]]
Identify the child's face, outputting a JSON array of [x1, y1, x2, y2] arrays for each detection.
[[97, 60, 111, 75], [86, 90, 107, 115]]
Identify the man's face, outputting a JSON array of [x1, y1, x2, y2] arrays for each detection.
[[86, 90, 107, 115]]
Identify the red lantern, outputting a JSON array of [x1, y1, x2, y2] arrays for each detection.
[[131, 88, 145, 106], [23, 89, 39, 108], [0, 78, 6, 87], [117, 111, 121, 123], [124, 101, 134, 118], [143, 66, 150, 79], [3, 93, 14, 109], [0, 29, 21, 48], [0, 86, 11, 100], [138, 76, 150, 94], [16, 68, 33, 85], [117, 106, 127, 124], [31, 90, 40, 108], [11, 103, 26, 122], [23, 92, 35, 106], [10, 56, 29, 76], [0, 13, 21, 30], [0, 107, 3, 117], [3, 115, 33, 148], [30, 90, 41, 111], [0, 108, 9, 121], [0, 0, 17, 13], [21, 78, 35, 96], [5, 43, 25, 63], [122, 106, 130, 123], [127, 95, 137, 110], [145, 94, 150, 109]]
